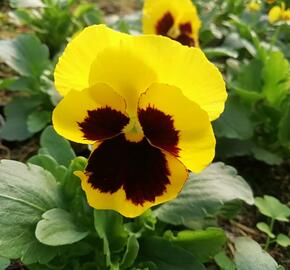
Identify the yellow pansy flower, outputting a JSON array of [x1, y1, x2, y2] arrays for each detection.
[[269, 5, 283, 22], [53, 25, 227, 218], [142, 0, 201, 47], [247, 1, 261, 12], [268, 2, 290, 23]]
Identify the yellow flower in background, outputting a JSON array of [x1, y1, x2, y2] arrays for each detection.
[[269, 5, 283, 22], [281, 8, 290, 20], [53, 25, 226, 217], [247, 1, 261, 12], [266, 0, 276, 4], [268, 2, 290, 23], [142, 0, 201, 47]]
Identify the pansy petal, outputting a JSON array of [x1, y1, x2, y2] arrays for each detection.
[[138, 83, 215, 173], [89, 44, 157, 115], [132, 35, 227, 121], [54, 24, 128, 96], [52, 83, 129, 144], [76, 134, 188, 218]]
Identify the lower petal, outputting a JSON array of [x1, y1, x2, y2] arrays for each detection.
[[76, 134, 188, 218]]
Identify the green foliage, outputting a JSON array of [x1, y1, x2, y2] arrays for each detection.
[[0, 160, 63, 264], [0, 34, 49, 77], [155, 162, 254, 228], [255, 196, 290, 222], [39, 126, 76, 167], [255, 195, 290, 250], [164, 228, 227, 263], [214, 251, 236, 270], [139, 237, 205, 270], [233, 237, 282, 270], [35, 208, 89, 246]]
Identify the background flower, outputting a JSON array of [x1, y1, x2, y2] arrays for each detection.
[[142, 0, 201, 47]]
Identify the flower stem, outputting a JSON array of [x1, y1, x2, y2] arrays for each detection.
[[269, 25, 281, 52], [264, 218, 275, 251]]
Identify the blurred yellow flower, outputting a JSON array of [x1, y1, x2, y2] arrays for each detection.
[[268, 3, 290, 23], [266, 0, 276, 4], [142, 0, 201, 47], [247, 1, 261, 12]]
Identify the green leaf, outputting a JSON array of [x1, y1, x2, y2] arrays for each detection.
[[94, 210, 128, 268], [278, 99, 290, 145], [9, 0, 44, 8], [234, 237, 280, 270], [139, 237, 205, 270], [62, 156, 87, 200], [155, 162, 254, 228], [251, 147, 283, 166], [35, 208, 89, 246], [27, 111, 52, 133], [39, 126, 76, 167], [213, 95, 254, 140], [255, 195, 290, 222], [233, 59, 263, 94], [120, 235, 139, 269], [256, 222, 275, 238], [0, 96, 43, 141], [276, 234, 290, 248], [164, 228, 227, 263], [0, 34, 49, 77], [214, 251, 236, 270], [28, 154, 67, 181], [262, 51, 290, 107], [0, 160, 63, 264], [0, 256, 10, 270], [203, 47, 238, 59]]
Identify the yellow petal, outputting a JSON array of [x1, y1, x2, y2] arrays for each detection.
[[76, 144, 188, 218], [54, 24, 128, 96], [268, 6, 282, 23], [131, 35, 227, 121], [139, 83, 215, 173], [52, 83, 129, 144], [56, 25, 226, 121], [88, 44, 157, 116]]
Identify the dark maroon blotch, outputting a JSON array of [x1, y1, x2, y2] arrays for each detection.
[[179, 23, 192, 34], [156, 12, 174, 35], [138, 106, 180, 156], [78, 106, 129, 141], [86, 134, 170, 205], [175, 34, 195, 47]]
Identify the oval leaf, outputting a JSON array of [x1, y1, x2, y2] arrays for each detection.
[[36, 208, 89, 246], [155, 162, 254, 227]]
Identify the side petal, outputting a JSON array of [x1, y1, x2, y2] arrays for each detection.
[[52, 83, 129, 144], [138, 83, 215, 173], [131, 35, 227, 121], [54, 24, 128, 96], [76, 142, 188, 218]]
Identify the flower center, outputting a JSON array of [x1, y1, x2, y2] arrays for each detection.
[[123, 116, 144, 143]]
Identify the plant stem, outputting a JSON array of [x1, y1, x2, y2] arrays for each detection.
[[269, 25, 281, 53], [264, 218, 275, 251]]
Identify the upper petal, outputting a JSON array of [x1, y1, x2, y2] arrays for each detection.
[[138, 83, 215, 173], [54, 24, 128, 96], [52, 83, 129, 144], [132, 36, 227, 121], [55, 25, 226, 120]]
